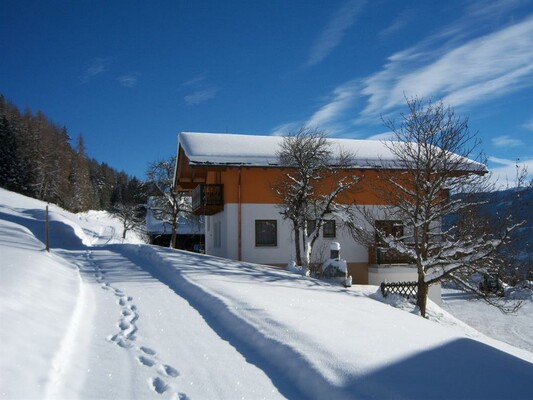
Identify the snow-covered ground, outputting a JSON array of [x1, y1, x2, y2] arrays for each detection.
[[1, 187, 532, 399], [441, 289, 533, 353]]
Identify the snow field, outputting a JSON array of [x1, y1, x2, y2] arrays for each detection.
[[1, 187, 532, 399]]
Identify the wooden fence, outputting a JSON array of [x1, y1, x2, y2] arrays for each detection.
[[380, 281, 418, 299]]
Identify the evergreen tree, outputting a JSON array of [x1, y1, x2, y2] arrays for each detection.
[[69, 134, 95, 212], [0, 116, 25, 191]]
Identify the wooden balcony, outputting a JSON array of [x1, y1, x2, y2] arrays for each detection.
[[192, 184, 224, 215], [369, 245, 413, 265]]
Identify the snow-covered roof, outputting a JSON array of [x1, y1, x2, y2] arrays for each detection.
[[178, 132, 486, 171]]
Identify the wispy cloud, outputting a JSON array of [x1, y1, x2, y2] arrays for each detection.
[[306, 80, 359, 129], [488, 156, 533, 187], [117, 74, 139, 87], [379, 10, 414, 38], [184, 87, 219, 105], [181, 74, 207, 87], [364, 9, 533, 118], [270, 122, 302, 136], [491, 135, 524, 148], [360, 14, 533, 118], [81, 57, 112, 84], [366, 131, 394, 140], [277, 4, 533, 137], [305, 0, 365, 67], [523, 119, 533, 131], [465, 0, 530, 19]]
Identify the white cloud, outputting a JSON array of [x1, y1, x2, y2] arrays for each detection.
[[366, 131, 394, 140], [81, 57, 112, 84], [305, 0, 364, 67], [360, 14, 533, 118], [379, 10, 414, 38], [117, 74, 139, 87], [522, 119, 533, 131], [181, 74, 207, 87], [488, 156, 533, 188], [270, 122, 301, 136], [466, 0, 529, 19], [306, 80, 359, 128], [491, 135, 524, 148], [184, 87, 219, 105]]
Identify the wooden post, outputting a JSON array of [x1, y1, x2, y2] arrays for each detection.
[[45, 205, 50, 252]]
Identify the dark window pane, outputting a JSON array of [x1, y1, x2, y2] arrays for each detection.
[[307, 219, 316, 235], [255, 220, 277, 246], [323, 220, 336, 238]]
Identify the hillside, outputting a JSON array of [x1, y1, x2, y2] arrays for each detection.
[[1, 187, 532, 399]]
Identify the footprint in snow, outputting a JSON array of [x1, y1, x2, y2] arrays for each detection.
[[138, 355, 156, 367], [140, 346, 156, 355], [118, 297, 127, 306], [118, 320, 130, 331], [149, 377, 168, 394], [159, 364, 179, 378], [108, 334, 133, 349]]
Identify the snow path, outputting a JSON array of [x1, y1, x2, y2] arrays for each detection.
[[57, 246, 283, 399], [43, 259, 92, 399]]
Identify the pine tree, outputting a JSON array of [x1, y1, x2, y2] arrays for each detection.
[[0, 116, 25, 191], [69, 134, 94, 212]]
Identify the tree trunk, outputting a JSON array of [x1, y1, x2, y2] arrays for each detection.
[[293, 223, 302, 266], [171, 214, 177, 249], [417, 275, 429, 318]]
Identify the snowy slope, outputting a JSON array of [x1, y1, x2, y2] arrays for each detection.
[[1, 187, 532, 399]]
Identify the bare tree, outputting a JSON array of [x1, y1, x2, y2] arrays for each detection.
[[110, 203, 145, 239], [273, 126, 360, 273], [147, 155, 189, 248], [351, 97, 524, 317]]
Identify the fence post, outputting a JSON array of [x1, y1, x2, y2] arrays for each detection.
[[45, 205, 50, 252]]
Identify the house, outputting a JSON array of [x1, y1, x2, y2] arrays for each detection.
[[173, 131, 478, 301], [146, 197, 205, 251]]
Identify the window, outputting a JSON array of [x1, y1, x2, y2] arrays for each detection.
[[375, 220, 403, 244], [306, 219, 316, 235], [255, 220, 277, 247], [323, 220, 336, 238]]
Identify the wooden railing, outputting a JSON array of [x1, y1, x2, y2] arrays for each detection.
[[376, 247, 413, 264], [191, 184, 224, 215], [369, 245, 413, 264], [380, 281, 418, 299]]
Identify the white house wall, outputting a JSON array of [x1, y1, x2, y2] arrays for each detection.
[[207, 203, 370, 266]]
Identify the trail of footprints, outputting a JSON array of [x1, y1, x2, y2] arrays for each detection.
[[86, 251, 188, 398]]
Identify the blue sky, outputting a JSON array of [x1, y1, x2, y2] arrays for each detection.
[[1, 0, 532, 182]]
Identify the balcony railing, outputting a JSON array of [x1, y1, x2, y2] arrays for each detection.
[[369, 245, 413, 265], [192, 184, 224, 215]]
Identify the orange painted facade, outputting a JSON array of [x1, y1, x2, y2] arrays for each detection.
[[195, 166, 395, 206]]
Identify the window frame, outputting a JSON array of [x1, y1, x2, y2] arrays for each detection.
[[255, 219, 278, 247], [322, 220, 336, 238]]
